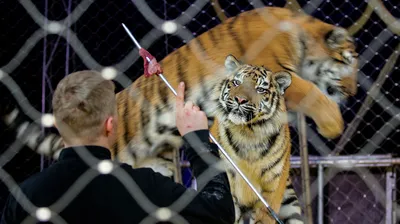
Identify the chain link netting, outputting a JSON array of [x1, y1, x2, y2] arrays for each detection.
[[0, 0, 399, 223]]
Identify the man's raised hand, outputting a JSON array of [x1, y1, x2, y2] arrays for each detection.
[[175, 82, 208, 136]]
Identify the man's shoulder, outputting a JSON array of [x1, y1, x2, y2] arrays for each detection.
[[1, 169, 48, 223], [16, 169, 47, 192], [119, 163, 155, 175], [118, 164, 174, 184], [12, 161, 71, 197]]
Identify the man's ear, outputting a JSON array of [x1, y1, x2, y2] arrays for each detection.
[[274, 71, 292, 95], [105, 116, 115, 136], [224, 54, 241, 72], [53, 119, 58, 129]]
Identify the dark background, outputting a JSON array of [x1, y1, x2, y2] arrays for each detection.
[[0, 0, 399, 223]]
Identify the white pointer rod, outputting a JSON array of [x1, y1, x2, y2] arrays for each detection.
[[121, 23, 283, 224]]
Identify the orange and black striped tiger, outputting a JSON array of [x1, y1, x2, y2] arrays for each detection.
[[2, 6, 358, 223], [210, 54, 295, 223], [111, 6, 358, 179]]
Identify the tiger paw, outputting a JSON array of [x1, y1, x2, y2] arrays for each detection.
[[313, 101, 344, 139], [149, 163, 175, 178], [317, 124, 343, 139], [136, 157, 176, 178]]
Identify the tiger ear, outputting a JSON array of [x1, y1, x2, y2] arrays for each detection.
[[274, 71, 292, 95], [325, 27, 348, 49], [224, 54, 241, 72]]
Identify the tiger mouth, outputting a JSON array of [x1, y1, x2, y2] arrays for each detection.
[[227, 113, 248, 125], [227, 107, 256, 124], [231, 109, 245, 117]]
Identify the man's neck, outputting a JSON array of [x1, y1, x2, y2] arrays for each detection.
[[64, 139, 111, 150]]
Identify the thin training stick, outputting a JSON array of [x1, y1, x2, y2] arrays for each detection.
[[121, 23, 283, 224]]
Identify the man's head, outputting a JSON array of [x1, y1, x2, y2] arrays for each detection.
[[52, 70, 117, 147]]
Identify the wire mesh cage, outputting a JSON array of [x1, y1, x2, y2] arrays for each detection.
[[0, 0, 399, 223]]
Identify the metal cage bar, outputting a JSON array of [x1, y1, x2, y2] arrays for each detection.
[[297, 113, 313, 223]]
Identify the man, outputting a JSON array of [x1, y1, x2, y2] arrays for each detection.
[[1, 70, 235, 224]]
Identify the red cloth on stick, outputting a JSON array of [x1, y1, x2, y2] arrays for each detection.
[[139, 48, 163, 77]]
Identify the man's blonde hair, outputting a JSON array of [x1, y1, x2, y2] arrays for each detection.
[[52, 70, 116, 143]]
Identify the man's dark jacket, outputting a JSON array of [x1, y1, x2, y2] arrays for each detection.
[[1, 130, 235, 224]]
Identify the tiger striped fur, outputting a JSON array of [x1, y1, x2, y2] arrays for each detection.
[[1, 104, 63, 159], [1, 6, 359, 223], [2, 6, 358, 168], [111, 6, 358, 177]]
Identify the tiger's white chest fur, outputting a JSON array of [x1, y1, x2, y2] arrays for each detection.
[[217, 116, 289, 204], [219, 120, 283, 160]]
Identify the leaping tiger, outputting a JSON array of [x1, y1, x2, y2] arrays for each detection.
[[2, 6, 358, 223]]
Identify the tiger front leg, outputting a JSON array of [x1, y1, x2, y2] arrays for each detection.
[[284, 74, 344, 139], [253, 172, 288, 224], [233, 200, 258, 224], [228, 173, 263, 224], [251, 192, 283, 224]]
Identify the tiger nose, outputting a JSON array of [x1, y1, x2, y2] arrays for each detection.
[[235, 96, 248, 104], [327, 85, 336, 95]]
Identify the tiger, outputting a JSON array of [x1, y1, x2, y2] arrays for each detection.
[[113, 6, 358, 180], [1, 6, 358, 223], [208, 54, 297, 223]]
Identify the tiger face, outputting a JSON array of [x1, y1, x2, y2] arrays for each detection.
[[301, 27, 358, 104], [218, 55, 291, 125]]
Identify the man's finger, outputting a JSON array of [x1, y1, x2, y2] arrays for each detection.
[[176, 82, 185, 108], [198, 111, 207, 117], [185, 101, 194, 110]]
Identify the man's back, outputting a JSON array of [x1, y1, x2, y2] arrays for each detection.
[[2, 143, 234, 224], [3, 147, 146, 223]]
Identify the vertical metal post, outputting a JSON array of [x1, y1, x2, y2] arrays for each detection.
[[297, 113, 313, 224], [191, 177, 197, 190], [393, 169, 397, 224], [40, 0, 49, 172], [173, 148, 183, 184], [386, 167, 396, 224], [318, 164, 324, 224]]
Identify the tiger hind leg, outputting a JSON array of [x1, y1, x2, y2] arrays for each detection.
[[278, 178, 304, 224]]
